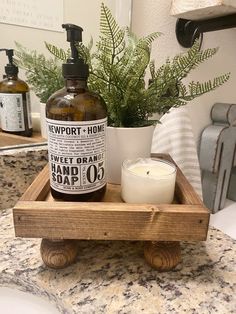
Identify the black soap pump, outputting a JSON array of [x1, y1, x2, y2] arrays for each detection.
[[61, 24, 89, 80], [46, 23, 107, 202], [0, 49, 33, 137]]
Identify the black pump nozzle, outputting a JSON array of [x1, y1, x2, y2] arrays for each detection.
[[62, 24, 83, 42], [62, 24, 83, 62], [62, 23, 88, 79], [0, 48, 18, 76]]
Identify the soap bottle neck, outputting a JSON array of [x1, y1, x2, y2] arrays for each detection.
[[65, 78, 87, 93], [5, 74, 18, 80]]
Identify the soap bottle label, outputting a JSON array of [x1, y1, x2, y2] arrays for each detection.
[[26, 92, 32, 128], [47, 118, 107, 194], [0, 93, 25, 131]]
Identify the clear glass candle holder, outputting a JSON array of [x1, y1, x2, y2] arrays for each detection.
[[121, 158, 176, 204]]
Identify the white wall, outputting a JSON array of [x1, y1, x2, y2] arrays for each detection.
[[0, 0, 116, 112], [131, 0, 236, 147]]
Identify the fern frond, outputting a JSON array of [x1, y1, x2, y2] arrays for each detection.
[[44, 42, 68, 61], [197, 47, 218, 63], [169, 40, 200, 80], [186, 73, 230, 99], [149, 60, 156, 79], [140, 32, 162, 46], [170, 41, 219, 82], [98, 3, 125, 62], [75, 42, 94, 69], [177, 81, 187, 98]]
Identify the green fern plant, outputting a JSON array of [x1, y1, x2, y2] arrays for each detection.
[[15, 3, 230, 127], [14, 42, 64, 103]]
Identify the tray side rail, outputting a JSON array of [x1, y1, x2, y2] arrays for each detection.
[[14, 201, 209, 241]]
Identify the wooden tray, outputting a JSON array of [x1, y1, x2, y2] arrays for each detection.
[[13, 154, 210, 271]]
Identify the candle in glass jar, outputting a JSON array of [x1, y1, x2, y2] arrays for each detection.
[[121, 158, 176, 204]]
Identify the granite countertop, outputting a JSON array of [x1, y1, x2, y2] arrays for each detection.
[[0, 147, 236, 314], [0, 146, 48, 210]]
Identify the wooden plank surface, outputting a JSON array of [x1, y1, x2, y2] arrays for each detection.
[[0, 130, 44, 147], [13, 201, 209, 241], [171, 0, 236, 20]]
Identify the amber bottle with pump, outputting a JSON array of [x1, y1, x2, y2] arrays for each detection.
[[46, 24, 107, 202], [0, 49, 32, 137]]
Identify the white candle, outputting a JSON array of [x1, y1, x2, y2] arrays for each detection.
[[121, 158, 176, 204]]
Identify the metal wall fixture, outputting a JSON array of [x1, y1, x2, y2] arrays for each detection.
[[176, 13, 236, 48]]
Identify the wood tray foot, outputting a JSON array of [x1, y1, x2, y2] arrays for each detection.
[[40, 239, 78, 269], [144, 241, 181, 271]]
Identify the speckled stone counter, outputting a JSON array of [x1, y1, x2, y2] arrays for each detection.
[[0, 148, 48, 209], [0, 148, 235, 314]]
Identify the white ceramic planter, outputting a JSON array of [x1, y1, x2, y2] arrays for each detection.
[[106, 125, 155, 184], [40, 102, 47, 139]]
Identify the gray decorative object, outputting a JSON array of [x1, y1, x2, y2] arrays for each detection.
[[228, 165, 236, 201], [199, 103, 236, 213]]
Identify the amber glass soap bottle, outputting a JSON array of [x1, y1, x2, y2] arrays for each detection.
[[0, 49, 32, 137], [46, 24, 107, 202]]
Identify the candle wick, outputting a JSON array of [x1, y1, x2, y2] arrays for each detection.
[[147, 171, 150, 175]]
